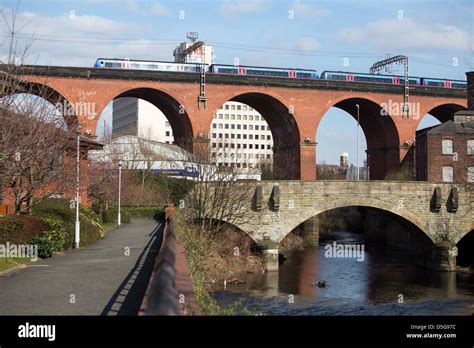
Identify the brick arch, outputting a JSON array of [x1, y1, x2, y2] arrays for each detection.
[[316, 96, 400, 179], [106, 87, 194, 151], [8, 82, 77, 128], [277, 201, 432, 244], [212, 91, 301, 179], [423, 103, 467, 123]]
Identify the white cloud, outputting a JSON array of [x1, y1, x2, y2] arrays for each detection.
[[0, 9, 176, 67], [220, 0, 272, 18], [289, 0, 330, 19], [149, 3, 172, 16], [340, 18, 473, 51], [295, 37, 320, 52]]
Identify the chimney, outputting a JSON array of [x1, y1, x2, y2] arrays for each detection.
[[467, 71, 474, 110]]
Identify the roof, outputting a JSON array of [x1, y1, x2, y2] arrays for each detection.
[[426, 119, 474, 135]]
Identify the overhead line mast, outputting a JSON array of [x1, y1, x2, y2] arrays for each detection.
[[370, 55, 410, 118]]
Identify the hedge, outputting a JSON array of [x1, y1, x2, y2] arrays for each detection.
[[32, 199, 104, 250]]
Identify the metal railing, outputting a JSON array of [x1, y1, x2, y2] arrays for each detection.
[[142, 206, 179, 315]]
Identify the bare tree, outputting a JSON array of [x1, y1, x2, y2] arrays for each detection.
[[0, 5, 77, 214]]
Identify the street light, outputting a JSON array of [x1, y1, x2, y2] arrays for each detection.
[[118, 161, 123, 226], [355, 104, 360, 180], [74, 129, 81, 249]]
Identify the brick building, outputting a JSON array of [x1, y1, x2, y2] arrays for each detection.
[[416, 113, 474, 183]]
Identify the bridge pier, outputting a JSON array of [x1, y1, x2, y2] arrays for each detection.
[[259, 241, 280, 272], [427, 241, 457, 272], [302, 216, 319, 247]]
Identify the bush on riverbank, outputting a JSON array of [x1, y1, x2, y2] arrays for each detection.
[[175, 214, 262, 315]]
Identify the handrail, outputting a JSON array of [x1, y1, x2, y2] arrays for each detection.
[[142, 204, 179, 315]]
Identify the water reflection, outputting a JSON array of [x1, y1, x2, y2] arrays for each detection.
[[212, 231, 474, 315]]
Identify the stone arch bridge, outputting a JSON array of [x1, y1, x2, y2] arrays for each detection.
[[216, 181, 473, 271]]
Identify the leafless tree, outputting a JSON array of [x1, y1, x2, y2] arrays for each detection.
[[0, 5, 78, 214]]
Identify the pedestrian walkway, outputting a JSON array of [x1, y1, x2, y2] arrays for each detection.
[[0, 219, 162, 315]]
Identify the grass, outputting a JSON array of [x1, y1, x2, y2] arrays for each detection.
[[102, 222, 118, 233], [0, 257, 31, 273]]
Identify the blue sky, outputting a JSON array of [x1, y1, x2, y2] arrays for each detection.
[[2, 0, 473, 164]]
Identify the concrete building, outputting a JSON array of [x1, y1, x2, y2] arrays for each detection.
[[112, 98, 174, 144], [209, 101, 274, 171], [173, 33, 214, 65]]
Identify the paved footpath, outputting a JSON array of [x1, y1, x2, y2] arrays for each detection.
[[0, 219, 162, 315]]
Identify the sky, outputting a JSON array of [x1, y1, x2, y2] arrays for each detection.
[[1, 0, 473, 164]]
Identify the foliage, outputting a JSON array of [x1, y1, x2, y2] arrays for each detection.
[[32, 198, 104, 248]]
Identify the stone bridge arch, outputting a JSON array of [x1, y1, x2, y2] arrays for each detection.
[[277, 201, 431, 245]]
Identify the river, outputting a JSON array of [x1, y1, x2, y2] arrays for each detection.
[[212, 231, 474, 315]]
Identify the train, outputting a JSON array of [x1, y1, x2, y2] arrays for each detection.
[[94, 58, 467, 89]]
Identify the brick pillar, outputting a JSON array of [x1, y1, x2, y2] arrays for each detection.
[[300, 142, 316, 181]]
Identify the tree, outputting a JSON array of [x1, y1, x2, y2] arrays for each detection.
[[0, 5, 77, 214]]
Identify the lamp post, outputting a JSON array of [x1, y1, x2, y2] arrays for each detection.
[[118, 161, 122, 226], [356, 104, 360, 180], [74, 129, 81, 249]]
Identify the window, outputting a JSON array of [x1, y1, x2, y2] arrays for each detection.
[[267, 126, 270, 131], [266, 154, 271, 159], [468, 140, 474, 155], [237, 134, 241, 139], [212, 133, 217, 138], [212, 123, 217, 129], [165, 131, 170, 136], [225, 124, 229, 129], [255, 116, 259, 121], [218, 114, 223, 119], [468, 167, 474, 182], [243, 125, 247, 130], [243, 134, 247, 139], [249, 115, 254, 121], [212, 142, 216, 147], [231, 124, 235, 129], [237, 105, 241, 110], [237, 124, 241, 130], [249, 134, 253, 140], [225, 134, 229, 139], [231, 105, 235, 110], [225, 114, 229, 120], [255, 125, 259, 130], [255, 144, 259, 149], [165, 121, 170, 126], [267, 145, 271, 149], [231, 134, 235, 139], [267, 135, 271, 140], [218, 133, 223, 138], [442, 139, 453, 155], [225, 105, 229, 110], [249, 125, 253, 130], [243, 106, 247, 111], [243, 115, 247, 120], [255, 134, 259, 140], [231, 114, 235, 120], [237, 115, 241, 120], [442, 166, 453, 182], [218, 124, 223, 129]]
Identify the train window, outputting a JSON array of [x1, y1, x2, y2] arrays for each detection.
[[105, 62, 113, 67]]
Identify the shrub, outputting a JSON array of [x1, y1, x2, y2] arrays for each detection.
[[28, 217, 67, 258], [32, 198, 104, 249], [124, 207, 159, 220], [121, 210, 131, 223]]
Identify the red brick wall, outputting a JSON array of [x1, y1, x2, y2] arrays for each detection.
[[426, 134, 474, 183]]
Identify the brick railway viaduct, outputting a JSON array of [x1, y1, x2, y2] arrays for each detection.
[[3, 65, 467, 180]]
